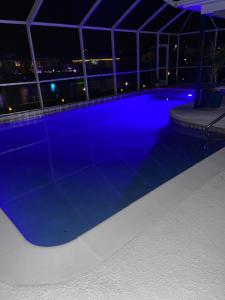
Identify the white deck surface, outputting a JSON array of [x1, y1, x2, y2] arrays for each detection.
[[0, 147, 225, 300]]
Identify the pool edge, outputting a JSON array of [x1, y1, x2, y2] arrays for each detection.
[[0, 146, 224, 287]]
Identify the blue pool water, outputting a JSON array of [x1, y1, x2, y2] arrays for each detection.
[[0, 89, 224, 246]]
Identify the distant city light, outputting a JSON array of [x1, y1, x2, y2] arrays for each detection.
[[83, 87, 86, 91], [174, 44, 178, 49], [8, 107, 13, 111], [73, 69, 77, 73], [125, 82, 129, 86], [61, 98, 65, 103], [142, 84, 146, 88], [72, 58, 120, 63], [184, 58, 187, 62], [168, 72, 170, 76], [121, 88, 124, 92], [91, 59, 98, 65], [188, 94, 193, 97], [50, 83, 56, 92], [15, 61, 21, 67]]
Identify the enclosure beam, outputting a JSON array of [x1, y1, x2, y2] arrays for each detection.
[[0, 81, 36, 87], [176, 34, 180, 82], [166, 35, 170, 85], [141, 30, 177, 35], [80, 0, 104, 26], [31, 22, 80, 28], [158, 10, 186, 33], [179, 12, 192, 33], [112, 0, 142, 29], [156, 34, 160, 82], [26, 25, 44, 109], [136, 32, 140, 90], [26, 0, 45, 109], [31, 22, 143, 33], [84, 26, 137, 33], [214, 29, 218, 49], [23, 20, 179, 35], [210, 16, 217, 30], [0, 19, 26, 25], [79, 28, 89, 100], [176, 10, 190, 82], [27, 0, 44, 25], [194, 15, 206, 108], [210, 17, 218, 70], [111, 30, 118, 95], [180, 27, 225, 35], [138, 3, 168, 32]]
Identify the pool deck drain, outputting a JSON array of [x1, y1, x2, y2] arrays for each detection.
[[0, 147, 225, 299]]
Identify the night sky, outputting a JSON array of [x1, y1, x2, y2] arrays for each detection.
[[1, 0, 225, 59]]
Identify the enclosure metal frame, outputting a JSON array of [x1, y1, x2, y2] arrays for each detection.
[[0, 0, 224, 109]]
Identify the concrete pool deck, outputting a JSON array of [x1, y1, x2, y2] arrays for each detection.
[[0, 146, 225, 299], [171, 102, 225, 134]]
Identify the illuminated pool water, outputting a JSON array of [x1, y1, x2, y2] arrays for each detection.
[[0, 89, 224, 246]]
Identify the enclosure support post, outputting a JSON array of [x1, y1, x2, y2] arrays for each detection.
[[136, 32, 140, 90], [166, 35, 170, 85], [27, 0, 44, 25], [194, 14, 206, 108], [111, 30, 117, 95], [214, 28, 218, 50], [156, 34, 160, 82], [79, 28, 89, 101], [176, 34, 180, 82], [26, 25, 44, 109]]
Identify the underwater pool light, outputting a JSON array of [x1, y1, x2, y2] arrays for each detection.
[[50, 83, 56, 92], [188, 94, 193, 97]]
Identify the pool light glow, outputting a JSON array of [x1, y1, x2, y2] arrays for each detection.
[[50, 83, 56, 92]]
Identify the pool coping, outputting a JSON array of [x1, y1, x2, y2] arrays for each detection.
[[0, 88, 193, 125], [0, 147, 225, 286], [0, 90, 150, 124]]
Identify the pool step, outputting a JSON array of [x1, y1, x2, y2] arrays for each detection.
[[207, 133, 225, 141], [206, 128, 225, 140]]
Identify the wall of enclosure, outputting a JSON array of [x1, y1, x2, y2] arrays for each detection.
[[1, 0, 225, 115]]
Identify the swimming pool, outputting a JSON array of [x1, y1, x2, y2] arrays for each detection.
[[0, 89, 224, 246]]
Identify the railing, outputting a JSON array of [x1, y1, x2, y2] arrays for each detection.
[[205, 111, 225, 138]]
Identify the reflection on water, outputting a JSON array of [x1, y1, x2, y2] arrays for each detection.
[[0, 89, 224, 246], [0, 84, 39, 113]]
